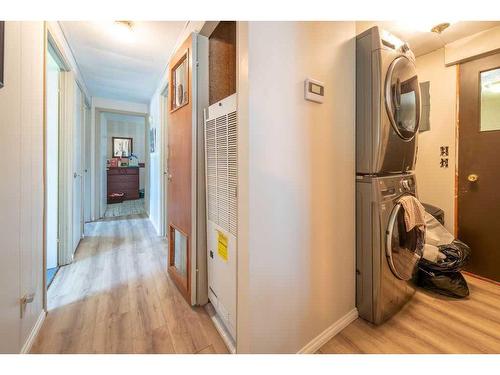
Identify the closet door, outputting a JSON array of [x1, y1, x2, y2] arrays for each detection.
[[167, 35, 194, 302], [19, 20, 45, 350], [0, 20, 22, 353]]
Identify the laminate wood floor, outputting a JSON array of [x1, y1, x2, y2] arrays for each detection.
[[31, 213, 228, 354], [319, 275, 500, 354], [104, 198, 145, 218]]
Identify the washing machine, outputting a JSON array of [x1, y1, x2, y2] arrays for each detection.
[[356, 26, 421, 175], [356, 173, 424, 324]]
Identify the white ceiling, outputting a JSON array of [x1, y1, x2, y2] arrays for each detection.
[[60, 21, 187, 104], [356, 21, 500, 56]]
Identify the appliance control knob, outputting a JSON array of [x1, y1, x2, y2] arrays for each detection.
[[401, 42, 410, 53]]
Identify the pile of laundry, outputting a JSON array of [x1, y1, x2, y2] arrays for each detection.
[[399, 195, 471, 298], [417, 212, 471, 298]]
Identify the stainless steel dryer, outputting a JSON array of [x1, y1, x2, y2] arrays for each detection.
[[356, 173, 423, 324], [356, 26, 421, 175]]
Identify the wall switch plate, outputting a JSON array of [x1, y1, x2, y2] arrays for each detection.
[[304, 78, 324, 103]]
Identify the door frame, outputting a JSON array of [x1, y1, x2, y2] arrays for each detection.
[[83, 101, 92, 225], [93, 108, 149, 220], [159, 86, 169, 238], [456, 54, 500, 281], [43, 25, 73, 310]]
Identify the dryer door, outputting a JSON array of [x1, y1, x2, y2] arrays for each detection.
[[385, 199, 423, 280], [385, 56, 421, 141]]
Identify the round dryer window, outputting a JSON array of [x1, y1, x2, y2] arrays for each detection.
[[385, 56, 421, 141], [385, 198, 424, 280]]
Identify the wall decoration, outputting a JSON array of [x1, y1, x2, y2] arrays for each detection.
[[0, 21, 5, 88], [112, 137, 133, 158], [150, 127, 156, 153]]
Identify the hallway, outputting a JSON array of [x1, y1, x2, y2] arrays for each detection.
[[31, 214, 228, 354]]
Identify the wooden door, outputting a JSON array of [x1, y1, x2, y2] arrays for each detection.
[[167, 35, 193, 301], [458, 52, 500, 282]]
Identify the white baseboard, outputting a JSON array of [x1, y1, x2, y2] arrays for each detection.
[[298, 308, 358, 354], [205, 303, 236, 354], [20, 310, 46, 354]]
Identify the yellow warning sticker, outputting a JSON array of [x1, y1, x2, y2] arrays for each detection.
[[217, 231, 228, 261]]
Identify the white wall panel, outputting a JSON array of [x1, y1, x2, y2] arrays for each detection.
[[237, 21, 356, 353]]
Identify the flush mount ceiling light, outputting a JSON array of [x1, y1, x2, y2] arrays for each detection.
[[105, 20, 135, 42], [431, 22, 451, 34], [115, 20, 134, 30], [398, 20, 455, 33]]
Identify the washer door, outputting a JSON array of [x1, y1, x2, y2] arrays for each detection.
[[385, 199, 423, 280], [385, 56, 421, 141]]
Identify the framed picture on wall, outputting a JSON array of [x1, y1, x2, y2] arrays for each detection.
[[112, 137, 133, 158], [0, 21, 5, 88]]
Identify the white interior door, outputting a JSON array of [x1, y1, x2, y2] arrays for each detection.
[[72, 87, 84, 250], [46, 52, 60, 269], [0, 20, 22, 353], [83, 104, 91, 223]]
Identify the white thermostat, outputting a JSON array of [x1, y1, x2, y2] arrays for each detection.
[[304, 78, 324, 103]]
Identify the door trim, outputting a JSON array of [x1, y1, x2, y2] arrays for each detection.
[[92, 107, 149, 220]]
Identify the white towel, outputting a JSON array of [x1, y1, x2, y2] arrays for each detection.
[[399, 195, 426, 232]]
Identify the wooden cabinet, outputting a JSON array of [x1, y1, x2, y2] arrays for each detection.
[[107, 167, 139, 201]]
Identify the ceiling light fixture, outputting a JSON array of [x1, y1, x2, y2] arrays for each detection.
[[431, 22, 451, 34], [398, 20, 455, 34], [115, 20, 134, 30], [109, 20, 135, 43]]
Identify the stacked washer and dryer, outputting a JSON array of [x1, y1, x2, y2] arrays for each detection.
[[356, 27, 424, 325]]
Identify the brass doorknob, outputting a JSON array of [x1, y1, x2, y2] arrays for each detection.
[[467, 174, 479, 182]]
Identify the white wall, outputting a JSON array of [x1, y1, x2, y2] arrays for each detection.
[[100, 112, 107, 218], [106, 115, 146, 189], [415, 48, 457, 234], [47, 21, 90, 102], [46, 52, 60, 270], [0, 21, 44, 353], [92, 97, 149, 114], [237, 21, 356, 353], [148, 95, 162, 234]]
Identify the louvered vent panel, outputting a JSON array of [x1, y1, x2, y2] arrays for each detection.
[[204, 96, 237, 237], [205, 119, 217, 222], [216, 115, 229, 232], [227, 111, 238, 236]]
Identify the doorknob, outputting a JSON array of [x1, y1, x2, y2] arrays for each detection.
[[467, 174, 479, 182], [20, 293, 34, 318], [168, 174, 173, 182]]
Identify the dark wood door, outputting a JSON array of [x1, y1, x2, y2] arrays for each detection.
[[458, 52, 500, 282], [167, 35, 193, 302]]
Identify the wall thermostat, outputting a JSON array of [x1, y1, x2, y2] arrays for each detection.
[[304, 78, 324, 103]]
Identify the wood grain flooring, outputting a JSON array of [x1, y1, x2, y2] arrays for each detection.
[[319, 275, 500, 354], [104, 198, 145, 218], [31, 213, 228, 354]]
